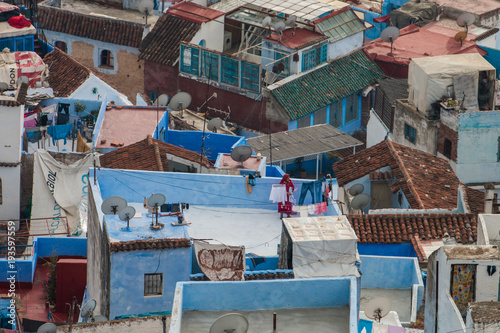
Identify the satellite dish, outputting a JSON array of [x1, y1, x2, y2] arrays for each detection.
[[156, 94, 169, 106], [364, 297, 392, 322], [17, 76, 29, 85], [138, 0, 154, 25], [380, 26, 400, 55], [207, 117, 223, 132], [348, 183, 364, 196], [148, 193, 166, 207], [230, 145, 252, 167], [101, 196, 127, 215], [93, 315, 109, 322], [285, 15, 297, 27], [37, 323, 57, 333], [262, 16, 272, 28], [169, 92, 192, 111], [351, 193, 370, 211], [209, 313, 249, 333], [457, 13, 475, 30], [118, 206, 136, 230], [454, 31, 468, 46], [80, 299, 97, 319], [274, 21, 286, 33], [0, 82, 8, 90]]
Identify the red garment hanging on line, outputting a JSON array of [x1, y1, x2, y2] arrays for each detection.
[[8, 15, 31, 29]]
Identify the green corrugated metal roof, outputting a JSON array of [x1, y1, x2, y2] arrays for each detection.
[[270, 50, 385, 120]]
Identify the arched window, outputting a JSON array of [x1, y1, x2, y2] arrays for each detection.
[[54, 41, 67, 53], [199, 39, 206, 47], [100, 50, 114, 69]]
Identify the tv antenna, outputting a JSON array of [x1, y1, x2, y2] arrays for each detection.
[[350, 193, 370, 213], [148, 193, 166, 229], [454, 31, 468, 46], [365, 297, 392, 323], [209, 313, 249, 333], [118, 206, 136, 230], [230, 145, 252, 168], [169, 91, 192, 118], [348, 183, 365, 196], [274, 21, 286, 42], [380, 26, 400, 56], [37, 323, 57, 333], [138, 0, 154, 25], [79, 299, 97, 322], [457, 13, 475, 32], [207, 117, 223, 133], [285, 15, 297, 35], [262, 16, 272, 32], [101, 196, 127, 215]]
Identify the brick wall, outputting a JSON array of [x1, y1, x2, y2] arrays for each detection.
[[437, 124, 458, 162]]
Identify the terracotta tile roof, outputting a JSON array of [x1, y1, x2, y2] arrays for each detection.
[[347, 213, 477, 245], [167, 1, 224, 24], [38, 6, 145, 48], [190, 270, 295, 281], [463, 186, 498, 214], [0, 83, 28, 107], [474, 28, 499, 42], [333, 138, 461, 210], [110, 238, 191, 252], [100, 135, 211, 171], [139, 14, 200, 66], [43, 48, 90, 97]]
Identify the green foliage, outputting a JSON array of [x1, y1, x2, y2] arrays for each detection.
[[43, 251, 58, 305], [74, 102, 87, 114]]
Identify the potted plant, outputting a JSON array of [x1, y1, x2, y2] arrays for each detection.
[[43, 251, 58, 310], [74, 102, 87, 116]]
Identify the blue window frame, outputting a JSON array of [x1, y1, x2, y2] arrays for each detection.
[[0, 36, 34, 52], [302, 44, 327, 72], [404, 124, 416, 143], [221, 56, 239, 87], [329, 100, 342, 128], [241, 62, 260, 93], [201, 51, 219, 81], [180, 45, 200, 75]]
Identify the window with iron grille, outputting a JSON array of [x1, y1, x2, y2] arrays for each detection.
[[297, 115, 310, 128], [314, 107, 327, 125], [329, 100, 342, 128], [144, 273, 163, 296], [404, 124, 416, 144], [345, 94, 358, 123], [302, 44, 327, 72]]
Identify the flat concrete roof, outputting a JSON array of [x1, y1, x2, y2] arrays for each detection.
[[443, 245, 500, 260], [183, 206, 283, 257], [96, 106, 166, 149], [180, 307, 350, 333], [0, 21, 35, 38], [360, 288, 412, 323], [218, 154, 263, 170]]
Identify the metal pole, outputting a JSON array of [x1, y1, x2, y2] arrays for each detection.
[[316, 153, 319, 180]]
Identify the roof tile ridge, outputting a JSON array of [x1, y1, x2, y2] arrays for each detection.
[[385, 139, 425, 209], [459, 182, 473, 214], [153, 141, 163, 171]]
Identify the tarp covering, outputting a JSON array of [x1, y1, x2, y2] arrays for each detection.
[[0, 51, 48, 89], [390, 0, 439, 29], [30, 150, 99, 237], [280, 216, 360, 278], [408, 54, 495, 112], [194, 241, 245, 281]]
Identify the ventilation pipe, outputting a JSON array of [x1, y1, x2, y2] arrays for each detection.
[[484, 182, 495, 214]]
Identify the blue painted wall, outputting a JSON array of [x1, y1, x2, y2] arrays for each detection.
[[351, 7, 387, 40], [246, 255, 279, 271], [95, 168, 320, 209], [357, 243, 418, 258], [109, 247, 191, 319], [153, 107, 169, 141], [40, 98, 103, 118], [480, 46, 500, 75], [180, 277, 354, 311], [359, 255, 419, 289], [93, 96, 109, 145], [381, 0, 411, 15]]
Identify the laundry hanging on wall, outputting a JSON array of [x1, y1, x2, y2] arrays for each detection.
[[194, 241, 245, 281], [451, 264, 476, 317]]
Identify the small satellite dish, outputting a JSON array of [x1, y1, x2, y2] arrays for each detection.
[[207, 117, 223, 132], [380, 26, 400, 55], [457, 13, 475, 29], [37, 323, 57, 333], [285, 15, 297, 27], [101, 196, 127, 215], [262, 16, 272, 28], [17, 76, 29, 85], [365, 297, 392, 322], [93, 315, 109, 322], [274, 21, 286, 33], [156, 94, 169, 106], [230, 145, 252, 167], [0, 82, 8, 90], [209, 313, 249, 333], [138, 0, 154, 25], [169, 92, 192, 111], [348, 183, 364, 196], [80, 299, 97, 319], [148, 193, 166, 207], [351, 193, 370, 211], [454, 31, 468, 46], [118, 206, 136, 230]]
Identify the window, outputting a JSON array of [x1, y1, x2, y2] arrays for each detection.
[[297, 115, 310, 128], [329, 100, 342, 128], [443, 138, 452, 159], [345, 94, 358, 123], [221, 56, 239, 87], [144, 273, 163, 296], [241, 62, 260, 93], [55, 41, 67, 53], [201, 51, 219, 81], [274, 51, 290, 75], [302, 44, 327, 72], [314, 107, 327, 125], [404, 124, 416, 143], [100, 50, 114, 68]]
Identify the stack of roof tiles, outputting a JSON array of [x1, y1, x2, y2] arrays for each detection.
[[0, 83, 28, 107], [190, 270, 294, 281], [347, 213, 477, 245], [110, 239, 191, 252]]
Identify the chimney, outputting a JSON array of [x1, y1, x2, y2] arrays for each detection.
[[484, 182, 495, 214]]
